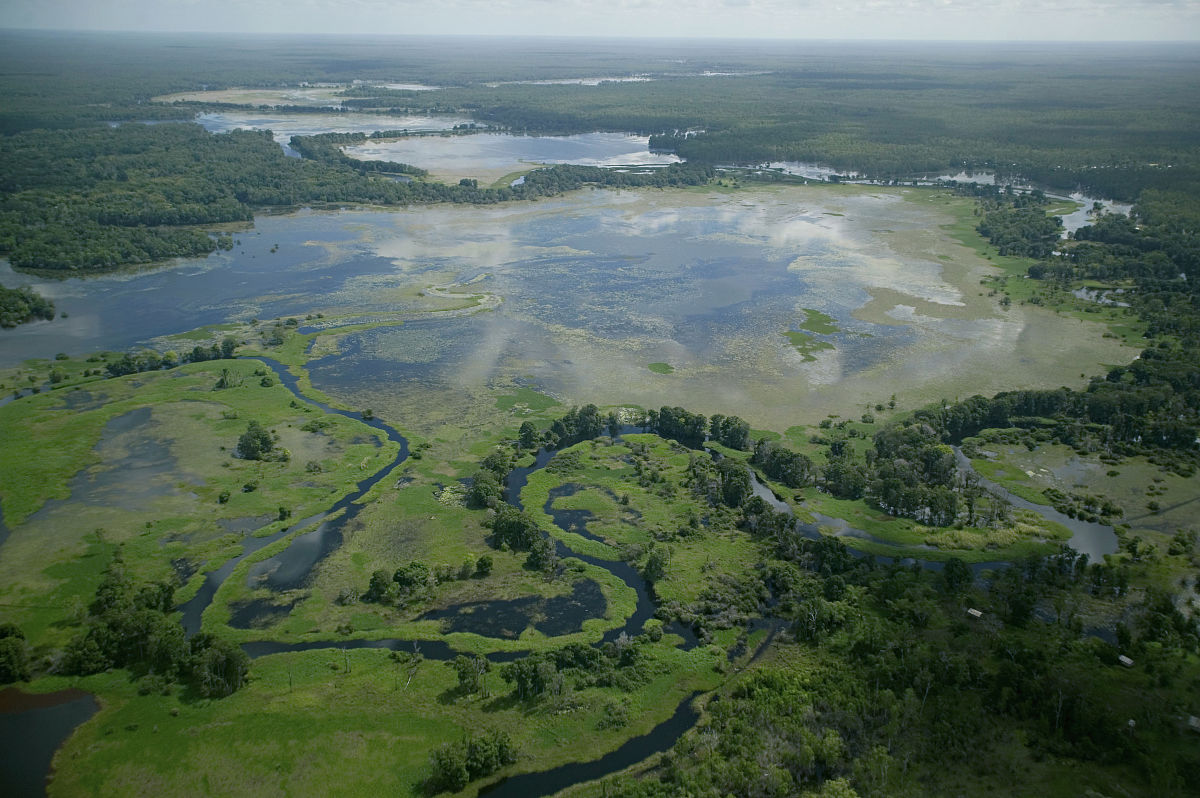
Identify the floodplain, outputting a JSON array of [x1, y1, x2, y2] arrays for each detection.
[[2, 33, 1198, 798]]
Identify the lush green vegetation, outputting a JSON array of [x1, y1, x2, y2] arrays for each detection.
[[0, 121, 712, 271], [62, 554, 249, 698], [0, 283, 54, 327], [936, 188, 1200, 475], [2, 30, 1200, 798], [287, 132, 429, 177], [3, 33, 1199, 273], [588, 544, 1198, 797]]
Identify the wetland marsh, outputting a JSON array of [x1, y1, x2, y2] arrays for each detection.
[[3, 185, 1131, 435], [3, 180, 1138, 795], [3, 32, 1200, 798], [343, 132, 681, 184]]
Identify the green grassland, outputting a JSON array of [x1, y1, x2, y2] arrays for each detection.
[[795, 308, 840, 335], [0, 355, 740, 796], [0, 358, 398, 645], [782, 330, 835, 361], [36, 636, 723, 798], [1, 324, 1193, 796], [516, 435, 762, 609]]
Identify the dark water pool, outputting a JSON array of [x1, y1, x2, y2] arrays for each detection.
[[0, 688, 99, 798]]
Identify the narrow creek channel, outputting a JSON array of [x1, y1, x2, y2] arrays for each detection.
[[176, 368, 703, 796], [746, 453, 1117, 572], [3, 360, 1119, 797], [952, 448, 1119, 561], [177, 356, 409, 635]]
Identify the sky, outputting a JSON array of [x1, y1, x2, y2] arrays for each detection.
[[1, 0, 1199, 41]]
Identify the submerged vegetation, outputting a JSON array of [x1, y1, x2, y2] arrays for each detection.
[[1, 30, 1199, 798]]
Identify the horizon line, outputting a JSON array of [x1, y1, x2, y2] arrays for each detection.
[[2, 27, 1199, 45]]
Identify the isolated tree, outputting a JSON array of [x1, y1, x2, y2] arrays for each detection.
[[525, 536, 558, 573], [642, 546, 670, 585], [518, 421, 539, 449], [237, 420, 274, 460], [429, 743, 470, 792], [718, 459, 752, 507], [191, 636, 250, 698], [364, 569, 392, 602], [453, 654, 491, 696], [0, 625, 31, 683], [466, 470, 502, 508]]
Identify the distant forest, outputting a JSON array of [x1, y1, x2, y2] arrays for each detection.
[[2, 34, 1199, 271]]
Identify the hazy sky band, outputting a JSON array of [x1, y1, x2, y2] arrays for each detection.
[[2, 0, 1200, 40]]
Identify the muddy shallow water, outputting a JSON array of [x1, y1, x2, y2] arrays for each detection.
[[344, 131, 681, 183], [1, 186, 1130, 432]]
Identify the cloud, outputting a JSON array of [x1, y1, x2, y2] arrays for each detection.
[[1, 0, 1198, 39]]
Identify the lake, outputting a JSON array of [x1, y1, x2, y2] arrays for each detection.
[[0, 184, 1131, 432], [195, 110, 474, 155], [343, 131, 681, 183]]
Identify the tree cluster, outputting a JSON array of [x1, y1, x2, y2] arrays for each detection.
[[0, 284, 55, 328], [751, 438, 815, 489], [500, 637, 649, 701], [0, 623, 31, 683], [427, 730, 517, 794], [104, 336, 237, 377], [287, 133, 428, 176], [974, 189, 1063, 258], [61, 554, 249, 697], [236, 420, 277, 461]]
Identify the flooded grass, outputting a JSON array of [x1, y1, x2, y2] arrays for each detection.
[[796, 308, 840, 335], [782, 330, 834, 361], [968, 441, 1200, 553], [3, 186, 1135, 435], [0, 360, 398, 645]]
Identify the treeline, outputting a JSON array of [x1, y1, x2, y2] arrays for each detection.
[[926, 189, 1200, 475], [381, 56, 1200, 201], [974, 188, 1063, 258], [287, 133, 428, 177], [607, 540, 1198, 797], [643, 404, 1008, 530], [495, 402, 1013, 533], [0, 124, 256, 270], [650, 126, 1200, 201], [0, 284, 55, 328], [61, 553, 249, 697], [0, 122, 712, 272], [104, 336, 239, 377], [501, 637, 651, 701]]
